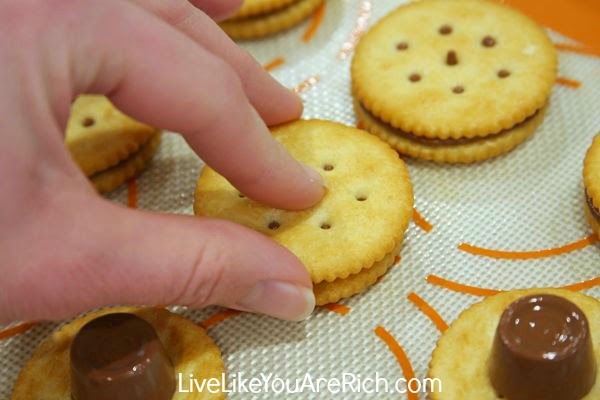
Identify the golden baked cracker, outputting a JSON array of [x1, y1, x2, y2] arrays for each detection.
[[194, 119, 413, 284], [231, 0, 298, 19], [11, 307, 226, 400], [314, 241, 401, 305], [66, 95, 159, 176], [428, 289, 600, 400], [91, 132, 161, 193], [351, 0, 557, 139], [356, 100, 547, 163], [220, 0, 323, 40]]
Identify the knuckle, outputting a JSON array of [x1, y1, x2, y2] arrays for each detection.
[[172, 240, 227, 307]]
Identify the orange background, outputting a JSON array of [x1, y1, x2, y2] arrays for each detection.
[[504, 0, 600, 55]]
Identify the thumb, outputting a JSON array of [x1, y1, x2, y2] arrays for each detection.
[[3, 195, 315, 322]]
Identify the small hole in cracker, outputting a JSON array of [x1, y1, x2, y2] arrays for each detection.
[[409, 73, 421, 82], [323, 164, 334, 171], [439, 25, 452, 35], [238, 193, 245, 198], [446, 50, 458, 66], [320, 223, 331, 230], [482, 36, 496, 47], [396, 42, 409, 50], [452, 86, 465, 94], [268, 221, 280, 230], [82, 117, 95, 127], [497, 69, 511, 78], [356, 195, 367, 201]]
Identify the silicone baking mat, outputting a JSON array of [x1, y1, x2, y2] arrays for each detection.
[[1, 0, 599, 398]]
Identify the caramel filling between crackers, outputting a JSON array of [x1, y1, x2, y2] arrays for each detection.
[[358, 102, 541, 146]]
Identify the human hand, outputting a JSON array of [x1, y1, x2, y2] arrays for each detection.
[[0, 0, 325, 324]]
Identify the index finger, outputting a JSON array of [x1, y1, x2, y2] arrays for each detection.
[[77, 1, 325, 210]]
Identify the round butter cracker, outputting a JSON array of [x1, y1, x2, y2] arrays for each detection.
[[11, 307, 226, 400], [66, 95, 159, 176], [194, 120, 413, 302], [352, 0, 557, 139], [428, 289, 600, 400], [220, 0, 323, 40]]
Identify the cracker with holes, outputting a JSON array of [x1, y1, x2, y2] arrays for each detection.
[[352, 0, 557, 163], [66, 95, 161, 192], [194, 120, 413, 305], [220, 0, 324, 40]]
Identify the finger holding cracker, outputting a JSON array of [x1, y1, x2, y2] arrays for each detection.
[[195, 120, 414, 305], [1, 0, 323, 324]]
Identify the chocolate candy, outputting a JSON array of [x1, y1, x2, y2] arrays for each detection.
[[490, 294, 597, 400], [70, 313, 176, 400]]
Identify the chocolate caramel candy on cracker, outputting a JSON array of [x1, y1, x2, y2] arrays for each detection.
[[490, 295, 596, 400], [12, 307, 226, 400], [428, 289, 600, 400], [70, 313, 175, 400]]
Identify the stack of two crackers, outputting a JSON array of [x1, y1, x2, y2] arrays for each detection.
[[352, 0, 557, 164], [221, 0, 324, 39], [66, 96, 161, 193], [195, 120, 414, 305]]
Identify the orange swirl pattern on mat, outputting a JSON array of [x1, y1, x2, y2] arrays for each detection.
[[0, 322, 37, 341], [293, 75, 320, 94], [554, 42, 600, 57], [427, 274, 600, 296], [127, 178, 138, 208], [375, 326, 418, 400], [302, 2, 326, 43], [337, 0, 372, 60], [412, 209, 433, 233], [264, 57, 286, 72], [458, 234, 598, 259], [323, 303, 350, 315], [556, 76, 582, 89], [407, 293, 448, 333], [200, 309, 241, 329]]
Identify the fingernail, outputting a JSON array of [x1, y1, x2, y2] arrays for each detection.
[[236, 281, 315, 321], [302, 164, 327, 188]]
